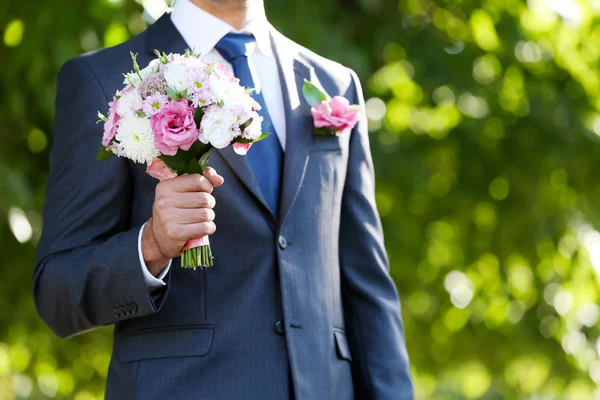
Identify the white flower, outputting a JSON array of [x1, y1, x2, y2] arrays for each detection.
[[164, 62, 189, 92], [123, 60, 161, 87], [116, 88, 143, 117], [123, 72, 142, 88], [116, 115, 159, 164], [148, 58, 161, 71], [243, 112, 263, 140], [200, 106, 238, 149], [209, 74, 253, 109]]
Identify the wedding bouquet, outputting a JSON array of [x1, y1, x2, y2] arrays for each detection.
[[97, 50, 266, 269]]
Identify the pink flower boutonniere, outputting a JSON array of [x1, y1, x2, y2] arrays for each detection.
[[302, 80, 361, 136]]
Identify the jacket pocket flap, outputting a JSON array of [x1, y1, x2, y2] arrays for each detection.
[[116, 325, 214, 363], [334, 329, 353, 362]]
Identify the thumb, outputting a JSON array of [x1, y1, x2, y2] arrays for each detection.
[[202, 167, 225, 187]]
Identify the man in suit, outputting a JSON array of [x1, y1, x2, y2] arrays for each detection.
[[33, 0, 414, 398]]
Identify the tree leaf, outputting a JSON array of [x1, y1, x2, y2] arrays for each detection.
[[302, 80, 328, 107]]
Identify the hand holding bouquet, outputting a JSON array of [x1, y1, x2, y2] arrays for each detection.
[[97, 50, 267, 269]]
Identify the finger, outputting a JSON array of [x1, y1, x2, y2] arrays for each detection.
[[169, 174, 214, 193], [172, 192, 216, 209], [203, 167, 224, 187], [173, 208, 215, 224], [175, 222, 216, 240]]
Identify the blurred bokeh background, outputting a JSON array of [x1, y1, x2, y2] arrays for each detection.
[[2, 0, 600, 398]]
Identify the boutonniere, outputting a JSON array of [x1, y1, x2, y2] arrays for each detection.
[[302, 80, 361, 136]]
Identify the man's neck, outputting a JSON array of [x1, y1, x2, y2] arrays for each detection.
[[188, 0, 263, 30]]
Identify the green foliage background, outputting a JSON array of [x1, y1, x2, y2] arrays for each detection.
[[2, 0, 600, 398]]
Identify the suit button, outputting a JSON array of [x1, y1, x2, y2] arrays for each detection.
[[118, 306, 126, 316], [124, 305, 132, 315], [113, 308, 120, 318], [274, 320, 286, 336], [278, 236, 287, 250], [131, 303, 137, 314]]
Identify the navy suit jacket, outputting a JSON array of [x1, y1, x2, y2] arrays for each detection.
[[34, 14, 413, 400]]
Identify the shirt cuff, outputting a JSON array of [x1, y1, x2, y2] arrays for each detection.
[[138, 223, 171, 291]]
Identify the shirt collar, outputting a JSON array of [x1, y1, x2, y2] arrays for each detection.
[[171, 0, 273, 58]]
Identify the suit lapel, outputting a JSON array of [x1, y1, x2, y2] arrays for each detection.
[[145, 13, 189, 58], [270, 28, 314, 224]]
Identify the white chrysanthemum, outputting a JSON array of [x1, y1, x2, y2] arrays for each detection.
[[116, 115, 159, 164], [200, 107, 237, 149], [164, 62, 189, 92], [116, 88, 143, 117], [209, 74, 253, 109]]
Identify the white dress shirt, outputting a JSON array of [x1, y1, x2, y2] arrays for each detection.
[[139, 0, 287, 290]]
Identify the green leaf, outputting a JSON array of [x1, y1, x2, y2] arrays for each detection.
[[182, 157, 204, 175], [194, 108, 205, 129], [159, 150, 192, 174], [236, 132, 270, 144], [302, 79, 328, 107], [198, 147, 215, 170], [206, 62, 216, 74], [314, 127, 334, 136], [254, 132, 270, 142], [135, 111, 146, 118], [180, 89, 188, 99], [97, 146, 115, 161], [188, 140, 210, 158], [239, 118, 253, 132], [97, 111, 108, 123], [166, 87, 180, 100]]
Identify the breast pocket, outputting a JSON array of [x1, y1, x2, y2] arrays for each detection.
[[311, 134, 343, 152]]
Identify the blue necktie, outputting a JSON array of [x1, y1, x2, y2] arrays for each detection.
[[215, 33, 284, 216]]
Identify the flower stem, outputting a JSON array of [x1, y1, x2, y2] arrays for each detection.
[[181, 245, 213, 269]]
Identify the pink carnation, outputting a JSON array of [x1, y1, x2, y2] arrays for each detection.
[[150, 99, 199, 156], [310, 96, 361, 135], [102, 99, 119, 147], [233, 142, 252, 155], [146, 158, 177, 181]]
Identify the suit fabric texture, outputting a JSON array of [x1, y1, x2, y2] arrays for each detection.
[[33, 14, 414, 400]]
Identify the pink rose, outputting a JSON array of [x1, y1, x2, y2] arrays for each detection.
[[310, 96, 361, 135], [146, 158, 177, 181], [102, 100, 119, 147], [150, 99, 199, 156], [233, 142, 252, 155]]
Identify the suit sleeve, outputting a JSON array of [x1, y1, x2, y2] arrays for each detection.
[[339, 69, 414, 399], [33, 57, 169, 338]]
